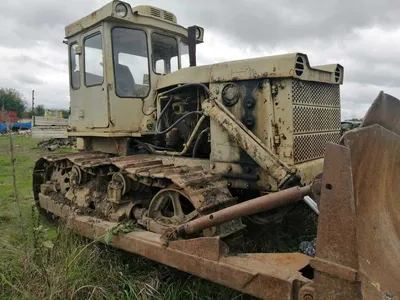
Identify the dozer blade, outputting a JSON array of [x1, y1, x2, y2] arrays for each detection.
[[361, 90, 400, 135], [346, 125, 400, 299], [311, 92, 400, 299]]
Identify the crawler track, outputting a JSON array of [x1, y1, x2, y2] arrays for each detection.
[[33, 152, 244, 239]]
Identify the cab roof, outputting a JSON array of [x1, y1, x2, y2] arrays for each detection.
[[65, 1, 188, 39]]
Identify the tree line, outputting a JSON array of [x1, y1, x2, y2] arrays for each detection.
[[0, 88, 70, 119]]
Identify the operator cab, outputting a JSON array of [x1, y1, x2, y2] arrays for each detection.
[[66, 1, 203, 134]]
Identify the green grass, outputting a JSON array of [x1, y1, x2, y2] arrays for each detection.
[[0, 135, 316, 300], [0, 135, 255, 300]]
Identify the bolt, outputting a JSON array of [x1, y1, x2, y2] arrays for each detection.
[[227, 182, 232, 187], [246, 118, 254, 128], [246, 184, 250, 188], [146, 121, 153, 130], [244, 166, 251, 173], [227, 166, 232, 172], [384, 293, 394, 300], [246, 98, 255, 108], [210, 163, 215, 169], [303, 295, 313, 300]]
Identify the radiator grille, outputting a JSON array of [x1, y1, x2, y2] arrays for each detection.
[[293, 106, 341, 133], [294, 132, 341, 163], [292, 80, 341, 163], [292, 79, 340, 107]]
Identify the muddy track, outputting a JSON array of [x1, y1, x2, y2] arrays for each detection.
[[33, 151, 244, 239]]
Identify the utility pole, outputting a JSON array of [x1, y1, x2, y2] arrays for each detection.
[[32, 90, 35, 126]]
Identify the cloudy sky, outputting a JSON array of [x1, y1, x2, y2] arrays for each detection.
[[1, 0, 399, 120]]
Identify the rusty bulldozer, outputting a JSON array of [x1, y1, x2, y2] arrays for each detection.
[[32, 1, 399, 299]]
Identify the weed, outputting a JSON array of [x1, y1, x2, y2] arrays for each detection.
[[0, 136, 316, 299], [0, 136, 252, 300]]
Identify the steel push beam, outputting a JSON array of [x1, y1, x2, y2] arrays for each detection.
[[178, 185, 311, 236], [38, 193, 311, 300]]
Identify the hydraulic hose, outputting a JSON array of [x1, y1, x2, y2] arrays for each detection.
[[192, 127, 210, 158]]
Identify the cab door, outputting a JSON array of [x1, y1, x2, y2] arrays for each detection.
[[80, 25, 109, 128], [104, 23, 154, 132]]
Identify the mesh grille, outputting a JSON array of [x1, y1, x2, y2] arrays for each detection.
[[150, 8, 161, 17], [164, 11, 174, 21], [293, 105, 341, 133], [294, 132, 341, 163], [292, 79, 341, 163], [292, 79, 340, 107]]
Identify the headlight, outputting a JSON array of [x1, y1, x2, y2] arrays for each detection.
[[116, 3, 128, 18], [195, 27, 201, 39]]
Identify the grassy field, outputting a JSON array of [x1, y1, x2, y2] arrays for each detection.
[[0, 135, 317, 300]]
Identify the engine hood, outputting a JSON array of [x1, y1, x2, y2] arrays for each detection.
[[156, 53, 344, 90], [156, 64, 213, 89]]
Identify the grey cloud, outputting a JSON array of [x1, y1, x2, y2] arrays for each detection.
[[145, 0, 400, 94], [10, 55, 53, 69], [147, 0, 400, 47], [8, 54, 68, 73], [14, 73, 44, 85], [0, 0, 399, 118], [345, 64, 400, 88], [4, 0, 400, 49], [0, 72, 69, 109], [0, 0, 109, 48]]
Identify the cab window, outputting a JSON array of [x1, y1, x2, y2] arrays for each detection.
[[180, 41, 190, 69], [70, 43, 80, 89], [84, 33, 104, 87], [152, 33, 178, 74], [112, 27, 150, 98]]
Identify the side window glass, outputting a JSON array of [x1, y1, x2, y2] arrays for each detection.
[[84, 33, 104, 87], [180, 41, 190, 69], [112, 28, 150, 98], [70, 43, 80, 89], [155, 59, 165, 74], [170, 56, 178, 73]]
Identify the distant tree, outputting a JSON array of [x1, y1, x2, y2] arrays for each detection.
[[61, 109, 69, 119], [35, 105, 45, 116], [0, 88, 27, 117], [22, 109, 33, 119]]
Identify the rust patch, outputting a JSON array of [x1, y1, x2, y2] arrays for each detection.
[[36, 194, 311, 300]]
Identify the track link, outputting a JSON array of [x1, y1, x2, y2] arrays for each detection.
[[33, 152, 244, 239]]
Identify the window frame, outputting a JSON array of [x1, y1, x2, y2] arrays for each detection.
[[83, 32, 105, 88], [69, 42, 81, 90], [111, 26, 151, 99], [151, 32, 179, 75]]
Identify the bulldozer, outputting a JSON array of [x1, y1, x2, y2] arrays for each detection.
[[33, 1, 400, 299]]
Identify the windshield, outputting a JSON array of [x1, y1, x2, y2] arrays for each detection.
[[151, 33, 179, 74], [112, 27, 150, 98]]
